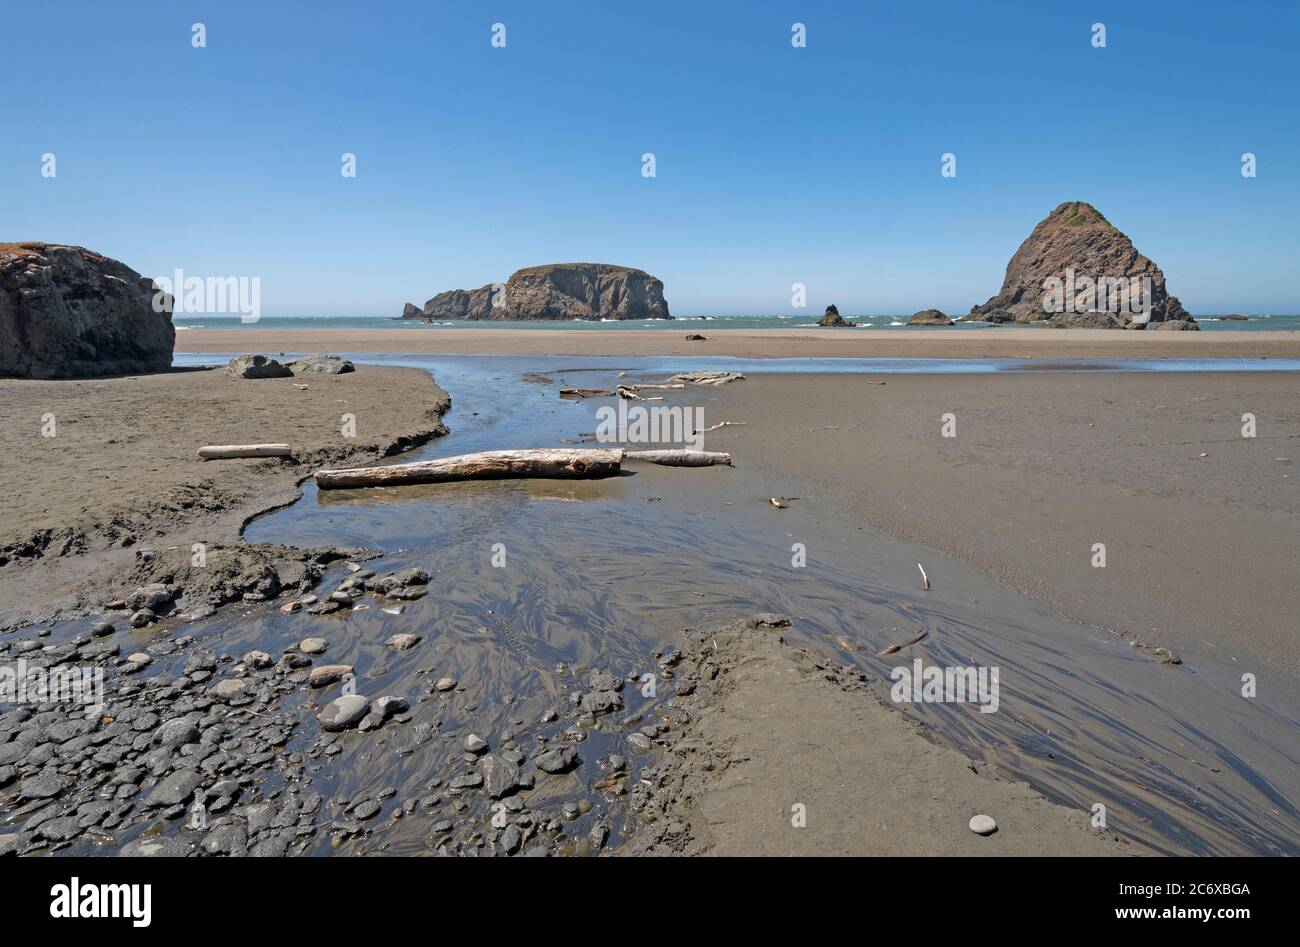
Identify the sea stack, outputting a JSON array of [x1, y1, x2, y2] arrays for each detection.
[[404, 263, 671, 321], [0, 242, 175, 378], [818, 304, 854, 327], [964, 202, 1197, 330], [906, 309, 954, 326]]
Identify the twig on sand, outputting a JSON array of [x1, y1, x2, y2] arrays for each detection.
[[918, 562, 931, 591], [877, 628, 928, 656], [695, 420, 746, 433]]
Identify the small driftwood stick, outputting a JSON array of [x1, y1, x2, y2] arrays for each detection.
[[197, 444, 292, 460], [696, 420, 746, 433], [878, 628, 928, 656], [315, 448, 624, 489], [559, 388, 615, 398], [624, 450, 731, 467], [918, 563, 931, 591]]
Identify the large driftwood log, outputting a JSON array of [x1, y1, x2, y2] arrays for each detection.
[[197, 444, 292, 460], [624, 450, 732, 467], [315, 448, 625, 489], [559, 388, 615, 398]]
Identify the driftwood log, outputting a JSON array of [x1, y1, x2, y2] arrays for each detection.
[[558, 388, 615, 398], [315, 448, 625, 489], [197, 444, 292, 460], [624, 450, 732, 467]]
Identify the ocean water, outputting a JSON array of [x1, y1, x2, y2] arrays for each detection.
[[173, 313, 1300, 332]]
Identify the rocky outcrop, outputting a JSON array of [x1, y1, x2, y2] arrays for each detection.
[[964, 202, 1197, 330], [227, 354, 354, 377], [818, 304, 854, 327], [289, 355, 355, 375], [906, 308, 954, 326], [423, 285, 498, 320], [0, 242, 175, 378], [403, 264, 670, 321], [226, 355, 292, 379]]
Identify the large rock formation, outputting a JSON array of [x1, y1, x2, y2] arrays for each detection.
[[420, 285, 498, 320], [402, 264, 671, 321], [1, 243, 175, 378], [964, 202, 1197, 329], [906, 308, 954, 326], [817, 304, 854, 327]]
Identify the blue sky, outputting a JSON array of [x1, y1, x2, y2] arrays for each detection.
[[2, 0, 1297, 316]]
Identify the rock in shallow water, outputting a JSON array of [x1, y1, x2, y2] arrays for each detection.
[[534, 746, 578, 774], [146, 770, 203, 807], [318, 694, 370, 732], [308, 664, 353, 688], [480, 754, 522, 799]]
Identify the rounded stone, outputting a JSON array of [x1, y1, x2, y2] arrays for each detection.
[[318, 694, 370, 732], [969, 814, 998, 836]]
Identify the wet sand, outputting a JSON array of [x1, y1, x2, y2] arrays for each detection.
[[694, 371, 1299, 680], [2, 355, 1296, 857], [174, 326, 1300, 360], [0, 365, 450, 629], [630, 617, 1132, 856]]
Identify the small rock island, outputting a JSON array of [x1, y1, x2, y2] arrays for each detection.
[[402, 263, 671, 321]]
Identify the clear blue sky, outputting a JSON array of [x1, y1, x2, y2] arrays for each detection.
[[3, 0, 1297, 316]]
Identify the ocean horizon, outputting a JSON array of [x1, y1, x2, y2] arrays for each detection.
[[172, 313, 1300, 332]]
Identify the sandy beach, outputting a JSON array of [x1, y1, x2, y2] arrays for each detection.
[[699, 370, 1300, 679], [3, 348, 1296, 860], [12, 0, 1300, 912], [0, 365, 450, 631], [175, 326, 1300, 360], [629, 616, 1132, 856]]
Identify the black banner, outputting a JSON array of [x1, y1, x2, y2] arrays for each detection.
[[2, 856, 1279, 933]]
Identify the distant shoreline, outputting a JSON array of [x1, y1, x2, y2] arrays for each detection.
[[170, 313, 1300, 334], [173, 325, 1300, 360]]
